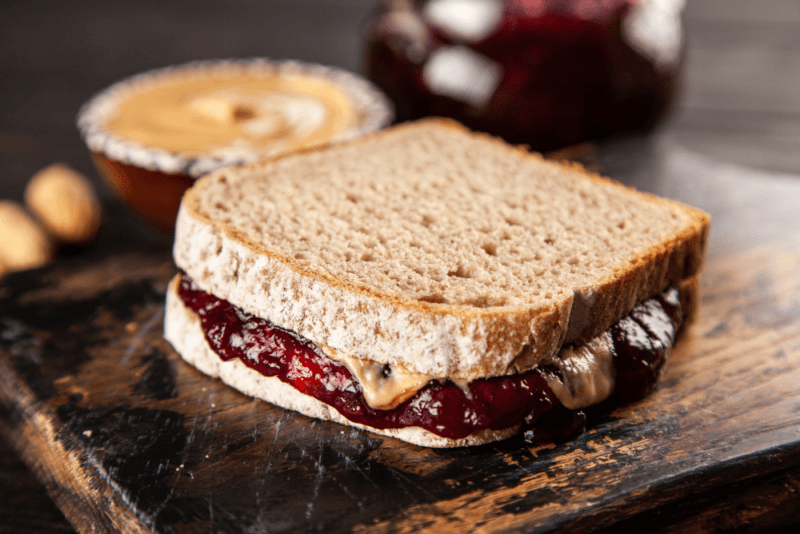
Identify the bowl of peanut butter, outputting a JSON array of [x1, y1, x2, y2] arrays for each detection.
[[78, 58, 393, 233]]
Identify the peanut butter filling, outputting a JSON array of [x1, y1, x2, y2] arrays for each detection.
[[106, 74, 359, 158], [319, 344, 433, 410], [319, 334, 618, 412], [542, 333, 617, 410]]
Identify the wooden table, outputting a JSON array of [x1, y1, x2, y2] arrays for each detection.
[[2, 1, 800, 532]]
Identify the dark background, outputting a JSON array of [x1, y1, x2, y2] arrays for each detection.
[[2, 0, 800, 206], [1, 0, 799, 532], [1, 0, 382, 204]]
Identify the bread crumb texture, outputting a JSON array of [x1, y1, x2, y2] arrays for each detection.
[[175, 119, 708, 379]]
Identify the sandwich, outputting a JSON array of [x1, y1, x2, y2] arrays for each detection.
[[164, 119, 709, 447]]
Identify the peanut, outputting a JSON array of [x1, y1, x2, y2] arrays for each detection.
[[0, 200, 54, 273], [25, 163, 102, 244]]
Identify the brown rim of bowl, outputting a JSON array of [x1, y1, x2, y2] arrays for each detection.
[[76, 58, 395, 178]]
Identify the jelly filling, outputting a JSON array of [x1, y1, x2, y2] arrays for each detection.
[[178, 274, 682, 440]]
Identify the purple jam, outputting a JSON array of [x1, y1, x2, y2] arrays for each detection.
[[364, 0, 682, 152], [178, 274, 681, 440], [611, 287, 682, 401]]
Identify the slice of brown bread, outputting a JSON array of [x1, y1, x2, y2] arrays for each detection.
[[173, 118, 709, 381]]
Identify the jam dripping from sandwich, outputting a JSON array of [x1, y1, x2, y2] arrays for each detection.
[[178, 274, 682, 441]]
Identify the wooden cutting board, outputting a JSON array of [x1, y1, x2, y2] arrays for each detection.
[[1, 242, 799, 533]]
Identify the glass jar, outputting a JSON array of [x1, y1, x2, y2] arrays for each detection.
[[365, 0, 686, 152]]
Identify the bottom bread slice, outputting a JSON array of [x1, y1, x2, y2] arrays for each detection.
[[164, 276, 518, 447]]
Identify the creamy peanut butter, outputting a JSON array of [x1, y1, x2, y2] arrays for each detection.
[[319, 344, 434, 410], [79, 59, 393, 180], [318, 333, 619, 412], [106, 74, 359, 158], [542, 332, 617, 410]]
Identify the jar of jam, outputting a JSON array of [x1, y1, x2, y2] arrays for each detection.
[[365, 0, 686, 152]]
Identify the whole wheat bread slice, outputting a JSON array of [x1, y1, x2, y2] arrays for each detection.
[[172, 118, 709, 381]]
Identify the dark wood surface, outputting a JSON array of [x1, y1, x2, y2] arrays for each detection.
[[2, 233, 800, 534], [1, 0, 800, 532]]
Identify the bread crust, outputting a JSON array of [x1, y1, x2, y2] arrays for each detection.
[[173, 119, 709, 380]]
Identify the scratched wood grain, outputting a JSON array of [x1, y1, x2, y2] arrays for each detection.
[[1, 241, 799, 533]]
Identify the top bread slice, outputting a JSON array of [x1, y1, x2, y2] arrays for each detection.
[[173, 118, 709, 381]]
